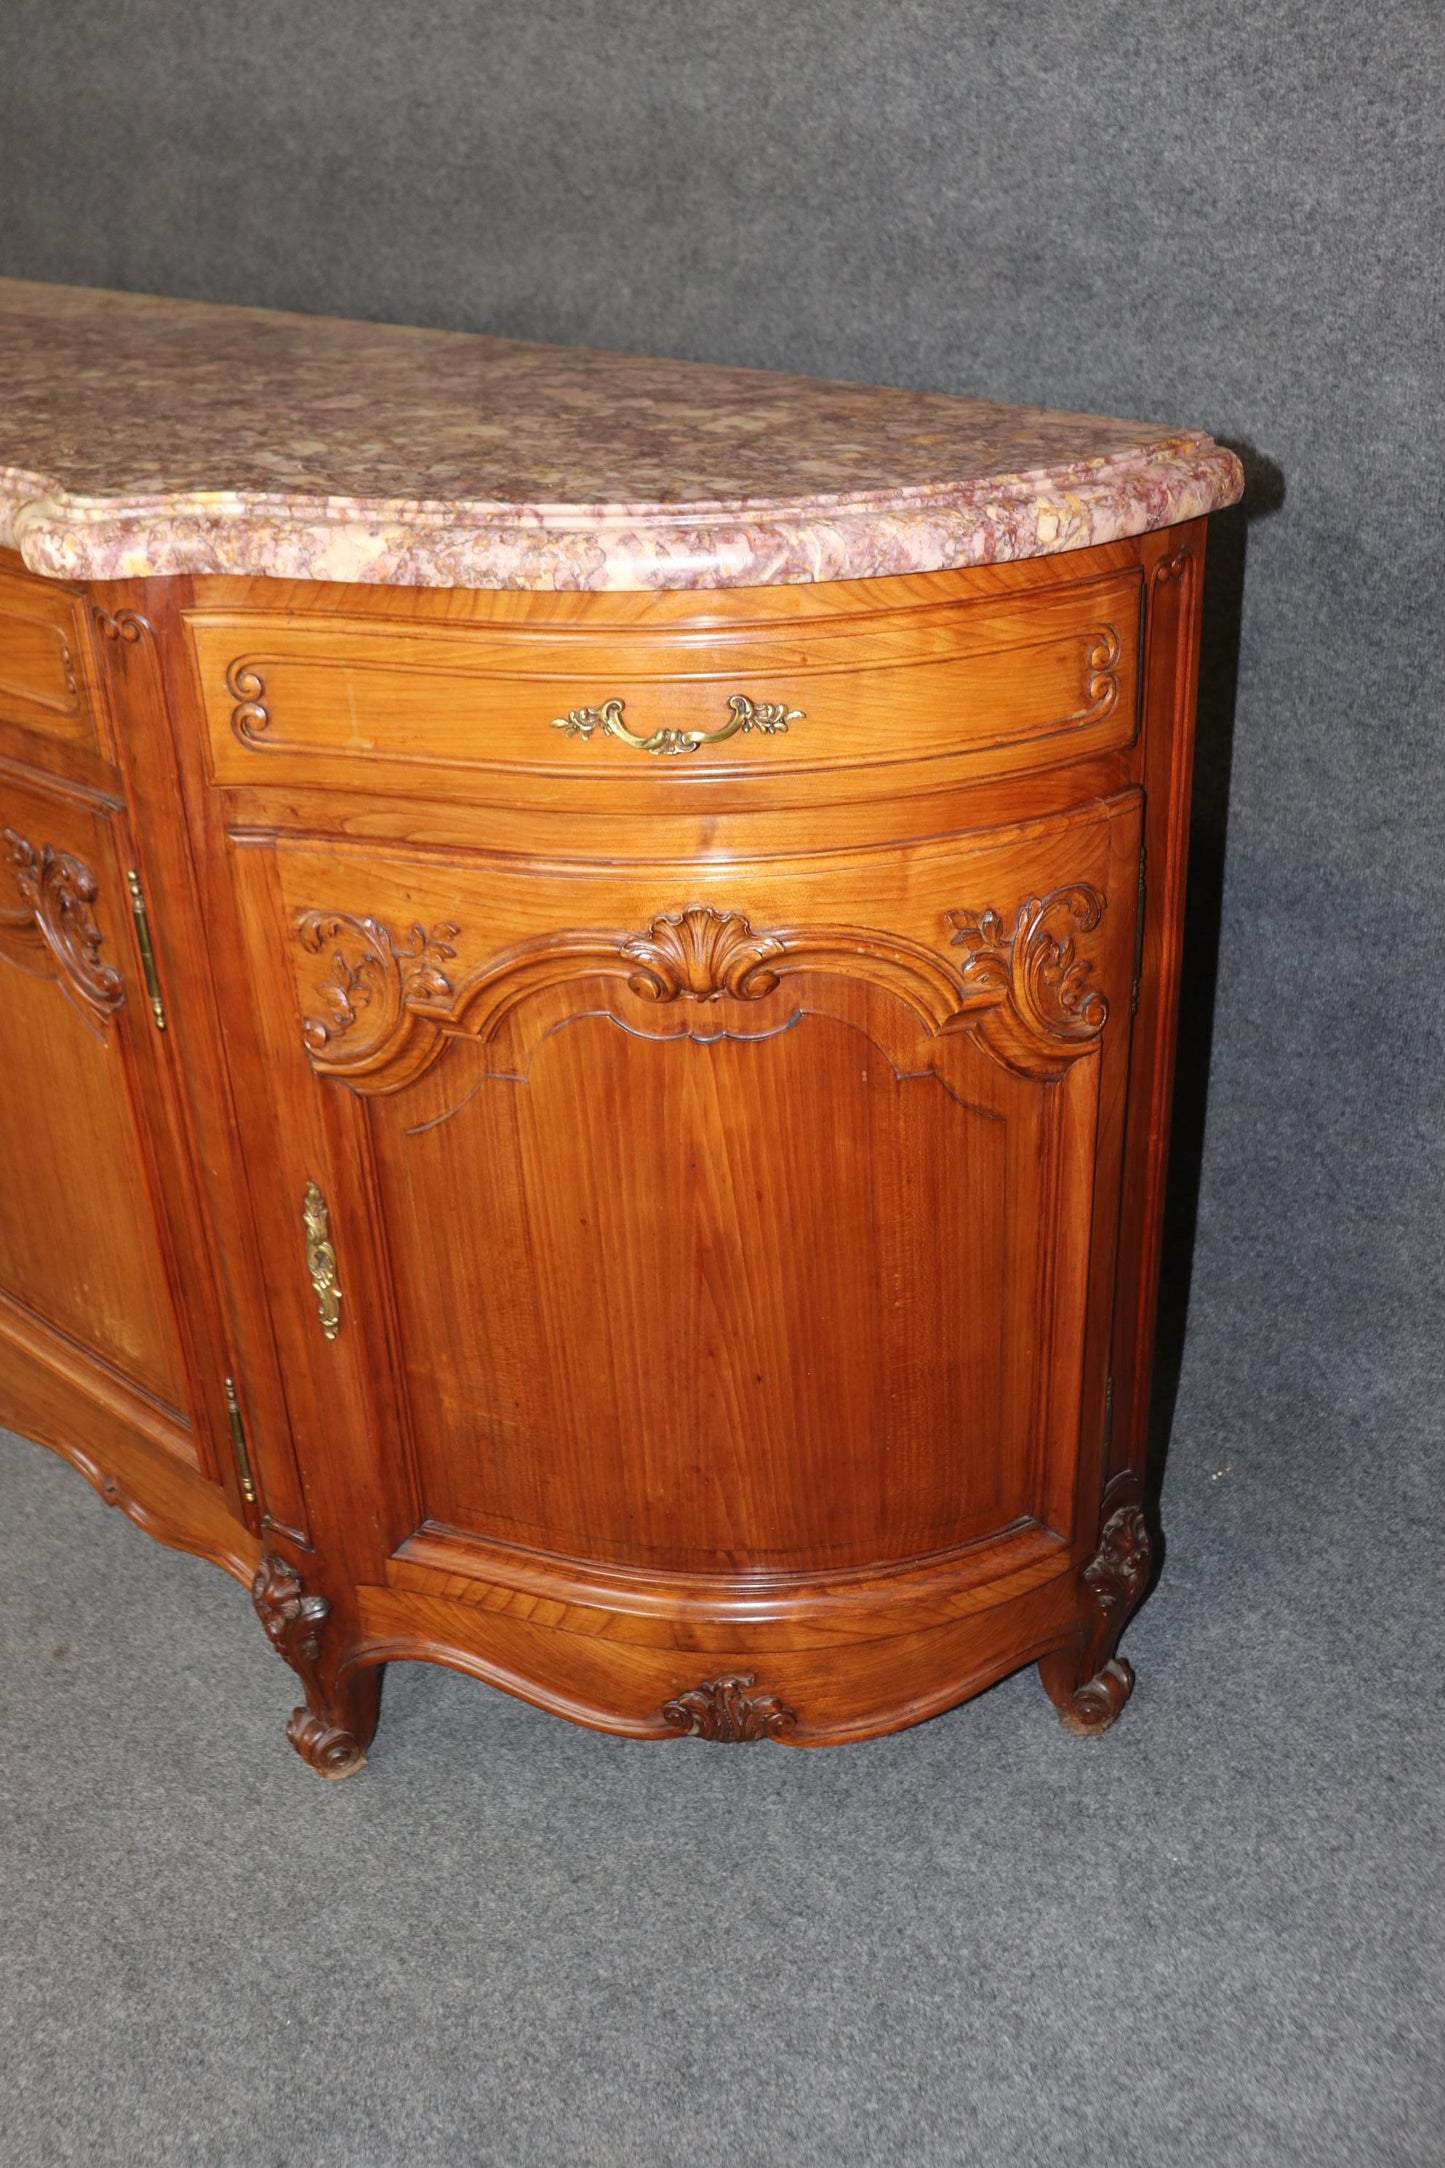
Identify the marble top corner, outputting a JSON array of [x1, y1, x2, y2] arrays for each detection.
[[0, 279, 1243, 592]]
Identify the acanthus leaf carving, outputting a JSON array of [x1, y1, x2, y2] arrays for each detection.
[[947, 884, 1108, 1044], [252, 1551, 329, 1673], [0, 824, 126, 1025], [1082, 1500, 1152, 1621], [662, 1673, 797, 1742], [296, 911, 458, 1060]]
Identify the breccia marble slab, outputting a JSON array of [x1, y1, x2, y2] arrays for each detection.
[[0, 278, 1242, 590]]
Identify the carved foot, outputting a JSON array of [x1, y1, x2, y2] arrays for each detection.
[[251, 1552, 379, 1779], [1040, 1477, 1152, 1739], [285, 1704, 369, 1779], [1047, 1655, 1136, 1735]]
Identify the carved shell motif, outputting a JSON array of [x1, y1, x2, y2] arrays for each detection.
[[947, 885, 1108, 1042], [662, 1673, 797, 1742], [620, 907, 785, 1002], [1, 825, 126, 1024]]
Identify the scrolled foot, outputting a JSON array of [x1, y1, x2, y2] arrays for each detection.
[[285, 1705, 368, 1779], [1049, 1655, 1135, 1736], [252, 1552, 380, 1778]]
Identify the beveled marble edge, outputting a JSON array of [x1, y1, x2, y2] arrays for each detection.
[[1, 438, 1243, 591]]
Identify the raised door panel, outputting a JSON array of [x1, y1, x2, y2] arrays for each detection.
[[225, 790, 1139, 1609], [0, 770, 191, 1436], [369, 996, 1017, 1572]]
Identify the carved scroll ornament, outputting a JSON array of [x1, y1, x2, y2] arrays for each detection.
[[93, 606, 152, 648], [294, 888, 1109, 1093], [297, 911, 458, 1058], [226, 657, 270, 743], [1084, 623, 1121, 713], [0, 825, 125, 1025], [946, 885, 1108, 1044], [662, 1673, 796, 1742]]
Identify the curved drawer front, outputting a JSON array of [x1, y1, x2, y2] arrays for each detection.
[[185, 567, 1140, 807]]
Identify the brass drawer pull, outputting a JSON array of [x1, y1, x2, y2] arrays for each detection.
[[551, 693, 803, 758], [302, 1180, 342, 1340]]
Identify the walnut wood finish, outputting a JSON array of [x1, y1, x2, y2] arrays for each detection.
[[0, 522, 1206, 1772]]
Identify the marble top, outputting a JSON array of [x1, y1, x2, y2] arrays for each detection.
[[0, 279, 1242, 591]]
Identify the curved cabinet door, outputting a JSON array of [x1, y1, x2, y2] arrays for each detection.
[[223, 784, 1142, 1740], [0, 768, 210, 1485]]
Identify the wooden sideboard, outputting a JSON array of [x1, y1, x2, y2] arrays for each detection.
[[0, 280, 1241, 1773]]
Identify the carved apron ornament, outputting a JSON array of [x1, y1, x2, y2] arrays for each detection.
[[662, 1673, 797, 1742]]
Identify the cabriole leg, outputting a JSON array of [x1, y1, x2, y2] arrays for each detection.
[[1040, 1478, 1153, 1736], [250, 1552, 378, 1778]]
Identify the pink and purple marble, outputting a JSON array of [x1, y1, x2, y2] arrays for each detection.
[[0, 279, 1243, 592]]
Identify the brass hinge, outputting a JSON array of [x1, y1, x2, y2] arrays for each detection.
[[223, 1375, 257, 1506], [1130, 845, 1148, 1017], [125, 867, 167, 1031]]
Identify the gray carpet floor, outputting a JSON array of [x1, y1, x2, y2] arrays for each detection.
[[4, 1165, 1441, 2168]]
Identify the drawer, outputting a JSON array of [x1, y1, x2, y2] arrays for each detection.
[[0, 566, 106, 757], [185, 567, 1141, 809]]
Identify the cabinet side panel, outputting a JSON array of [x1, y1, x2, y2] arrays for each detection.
[[1110, 521, 1208, 1493]]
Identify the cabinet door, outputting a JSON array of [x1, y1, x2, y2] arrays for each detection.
[[0, 768, 201, 1475], [226, 789, 1139, 1655]]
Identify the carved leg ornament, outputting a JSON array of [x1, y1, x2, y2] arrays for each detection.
[[1039, 1477, 1153, 1736], [250, 1553, 377, 1778]]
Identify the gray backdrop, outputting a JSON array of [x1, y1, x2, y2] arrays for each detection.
[[1, 6, 1441, 2166]]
